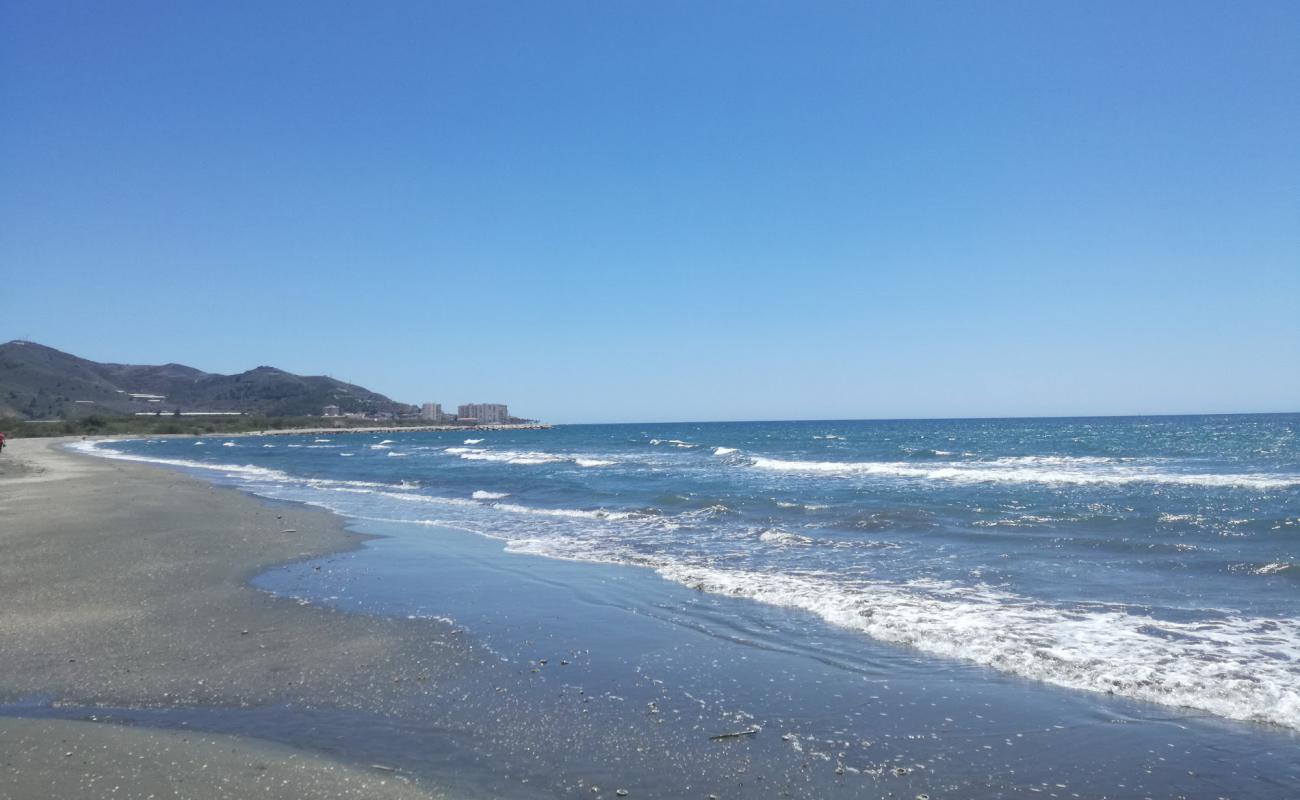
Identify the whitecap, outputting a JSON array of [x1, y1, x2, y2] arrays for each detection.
[[747, 456, 1300, 490], [759, 529, 814, 546]]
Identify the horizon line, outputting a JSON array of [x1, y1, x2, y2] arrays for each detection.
[[549, 410, 1300, 426]]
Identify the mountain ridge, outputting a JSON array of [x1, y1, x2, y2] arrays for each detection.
[[0, 340, 414, 419]]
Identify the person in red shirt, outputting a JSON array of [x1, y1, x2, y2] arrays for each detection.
[[0, 432, 6, 452]]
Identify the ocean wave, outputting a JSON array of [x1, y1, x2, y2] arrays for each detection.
[[464, 438, 483, 445], [491, 502, 641, 521], [472, 490, 510, 500], [759, 529, 815, 546], [747, 456, 1300, 489], [775, 500, 830, 511], [68, 440, 294, 482], [713, 447, 739, 456], [653, 564, 1300, 730], [446, 447, 615, 468], [1228, 561, 1295, 576]]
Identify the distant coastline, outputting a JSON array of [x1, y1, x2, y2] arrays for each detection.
[[241, 422, 551, 437]]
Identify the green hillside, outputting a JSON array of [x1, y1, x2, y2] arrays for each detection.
[[0, 341, 414, 419]]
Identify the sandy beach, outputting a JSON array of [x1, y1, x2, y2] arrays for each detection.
[[0, 438, 463, 799]]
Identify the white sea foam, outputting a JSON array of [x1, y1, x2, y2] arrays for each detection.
[[387, 451, 407, 457], [314, 438, 331, 443], [69, 441, 398, 493], [713, 447, 739, 456], [370, 444, 391, 450], [748, 456, 1300, 489], [759, 529, 815, 546], [222, 441, 236, 447], [472, 490, 510, 500], [464, 438, 484, 445], [491, 502, 640, 521], [68, 441, 295, 482], [653, 564, 1300, 730], [448, 447, 614, 467], [775, 500, 829, 511]]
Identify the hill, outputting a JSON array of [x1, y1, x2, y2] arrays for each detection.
[[0, 341, 415, 419]]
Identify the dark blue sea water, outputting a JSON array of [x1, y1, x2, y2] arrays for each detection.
[[78, 414, 1300, 734]]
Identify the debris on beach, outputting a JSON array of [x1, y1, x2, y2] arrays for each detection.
[[709, 728, 759, 740]]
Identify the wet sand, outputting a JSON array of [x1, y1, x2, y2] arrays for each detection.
[[0, 438, 464, 798]]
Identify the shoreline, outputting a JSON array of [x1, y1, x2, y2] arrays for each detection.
[[236, 423, 552, 437], [0, 438, 465, 798], [8, 434, 1299, 798]]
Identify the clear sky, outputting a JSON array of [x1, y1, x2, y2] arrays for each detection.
[[2, 2, 1297, 423]]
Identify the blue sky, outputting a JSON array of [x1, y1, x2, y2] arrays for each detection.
[[2, 2, 1297, 423]]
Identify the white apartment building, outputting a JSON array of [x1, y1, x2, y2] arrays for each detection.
[[420, 402, 444, 422], [457, 403, 508, 424]]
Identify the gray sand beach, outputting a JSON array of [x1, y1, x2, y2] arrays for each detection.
[[0, 438, 463, 799]]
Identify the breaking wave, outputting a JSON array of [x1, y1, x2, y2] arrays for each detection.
[[653, 565, 1300, 730], [445, 447, 615, 467], [747, 454, 1300, 489]]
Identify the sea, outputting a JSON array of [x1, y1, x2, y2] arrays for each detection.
[[71, 414, 1300, 797]]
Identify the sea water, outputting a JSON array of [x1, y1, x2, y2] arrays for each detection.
[[75, 415, 1300, 735]]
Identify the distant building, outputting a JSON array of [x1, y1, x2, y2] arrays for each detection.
[[322, 404, 341, 417], [457, 403, 508, 425], [420, 402, 444, 422]]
